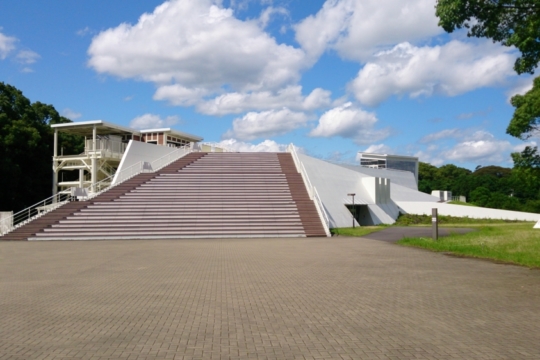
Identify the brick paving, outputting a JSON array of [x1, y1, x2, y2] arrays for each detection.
[[1, 238, 539, 359]]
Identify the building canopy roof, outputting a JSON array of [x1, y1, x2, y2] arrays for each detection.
[[51, 120, 139, 137], [51, 121, 203, 142]]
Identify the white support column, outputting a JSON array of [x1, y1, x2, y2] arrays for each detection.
[[91, 125, 97, 193], [52, 129, 58, 198], [79, 169, 84, 188]]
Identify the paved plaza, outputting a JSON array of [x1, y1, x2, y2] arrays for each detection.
[[1, 237, 539, 360]]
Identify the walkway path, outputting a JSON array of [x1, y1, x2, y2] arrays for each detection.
[[1, 238, 539, 359]]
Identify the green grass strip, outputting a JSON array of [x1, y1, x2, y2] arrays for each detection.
[[330, 226, 388, 237], [395, 213, 529, 226], [398, 223, 540, 268]]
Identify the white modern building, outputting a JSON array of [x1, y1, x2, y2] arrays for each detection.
[[52, 120, 540, 228], [358, 152, 419, 184]]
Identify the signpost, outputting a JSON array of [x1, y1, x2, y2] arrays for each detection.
[[432, 208, 438, 241]]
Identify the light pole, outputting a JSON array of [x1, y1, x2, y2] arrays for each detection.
[[347, 193, 356, 228]]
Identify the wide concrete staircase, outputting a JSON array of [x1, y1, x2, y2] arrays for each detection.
[[19, 152, 327, 240]]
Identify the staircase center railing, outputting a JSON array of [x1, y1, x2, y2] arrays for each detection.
[[0, 145, 193, 237], [287, 144, 331, 237]]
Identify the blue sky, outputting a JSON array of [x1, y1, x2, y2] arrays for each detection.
[[0, 0, 536, 169]]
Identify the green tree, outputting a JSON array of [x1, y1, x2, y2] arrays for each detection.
[[511, 145, 540, 168], [0, 82, 83, 212], [470, 186, 491, 206], [436, 0, 540, 74], [507, 77, 540, 139], [472, 165, 512, 178], [509, 146, 540, 200], [436, 1, 540, 204], [418, 162, 439, 193]]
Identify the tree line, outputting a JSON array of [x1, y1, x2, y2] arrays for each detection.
[[418, 156, 540, 213], [0, 82, 84, 213]]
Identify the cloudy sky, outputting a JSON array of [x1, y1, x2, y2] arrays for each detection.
[[0, 0, 536, 168]]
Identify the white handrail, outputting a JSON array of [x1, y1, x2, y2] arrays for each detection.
[[88, 146, 192, 199], [313, 186, 330, 229], [1, 146, 194, 237], [86, 161, 147, 200], [0, 191, 73, 236], [150, 145, 191, 170], [287, 143, 331, 237]]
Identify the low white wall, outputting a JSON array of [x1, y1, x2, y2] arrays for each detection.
[[0, 211, 13, 233], [112, 141, 178, 184], [397, 201, 540, 222]]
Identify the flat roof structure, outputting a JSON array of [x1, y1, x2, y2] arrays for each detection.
[[51, 120, 140, 137]]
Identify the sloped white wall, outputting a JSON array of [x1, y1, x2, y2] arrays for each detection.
[[298, 154, 401, 227], [112, 141, 178, 184], [336, 163, 418, 190]]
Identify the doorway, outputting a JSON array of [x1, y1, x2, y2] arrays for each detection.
[[345, 204, 374, 226]]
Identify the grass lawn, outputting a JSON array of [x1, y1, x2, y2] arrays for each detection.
[[330, 226, 387, 237], [398, 223, 540, 268]]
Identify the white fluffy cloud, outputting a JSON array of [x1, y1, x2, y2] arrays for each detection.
[[414, 150, 444, 167], [418, 130, 515, 165], [309, 102, 391, 144], [513, 141, 537, 152], [419, 128, 464, 143], [223, 108, 308, 140], [61, 108, 82, 120], [443, 138, 512, 163], [88, 0, 308, 106], [215, 139, 289, 152], [0, 31, 16, 59], [351, 41, 516, 106], [196, 86, 331, 115], [15, 50, 40, 64], [129, 113, 180, 129], [506, 77, 535, 101], [258, 6, 288, 29], [360, 144, 393, 154], [295, 0, 441, 61]]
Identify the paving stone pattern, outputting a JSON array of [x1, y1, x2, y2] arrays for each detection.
[[1, 238, 539, 359]]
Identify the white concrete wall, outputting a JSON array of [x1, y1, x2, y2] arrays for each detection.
[[113, 140, 178, 184], [397, 201, 540, 222], [336, 163, 418, 190], [361, 177, 391, 204], [299, 154, 401, 227]]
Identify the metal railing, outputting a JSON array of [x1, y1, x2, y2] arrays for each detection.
[[0, 191, 74, 236], [150, 145, 191, 170], [287, 144, 331, 237], [86, 145, 192, 199], [1, 146, 194, 237], [84, 139, 126, 156]]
